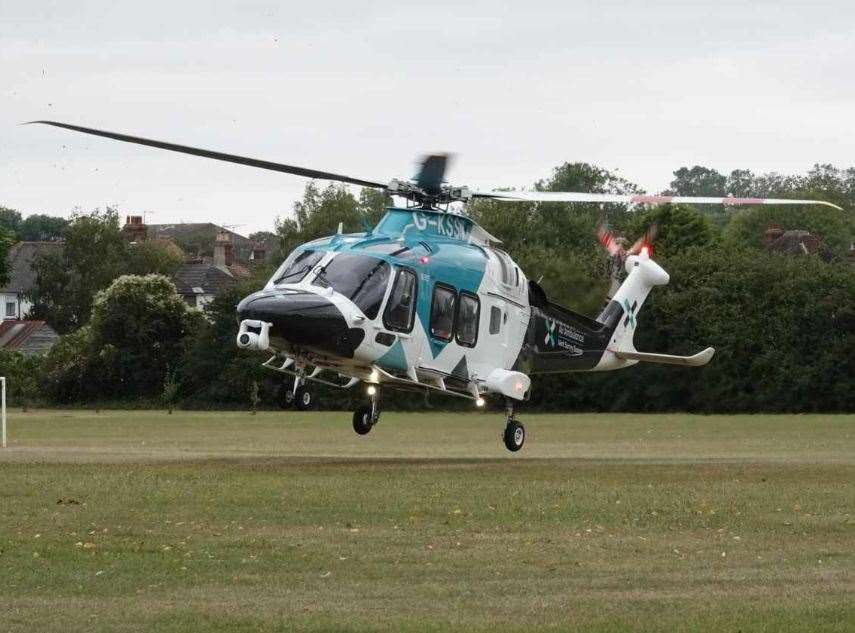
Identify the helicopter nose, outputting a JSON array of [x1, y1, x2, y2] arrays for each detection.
[[237, 290, 365, 358]]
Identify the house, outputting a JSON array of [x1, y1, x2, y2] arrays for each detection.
[[145, 221, 273, 262], [172, 231, 252, 309], [122, 216, 256, 309], [0, 320, 59, 355], [764, 224, 833, 261], [0, 241, 63, 320]]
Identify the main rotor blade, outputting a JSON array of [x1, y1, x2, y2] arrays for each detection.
[[28, 120, 388, 190], [415, 154, 450, 195], [473, 190, 843, 210]]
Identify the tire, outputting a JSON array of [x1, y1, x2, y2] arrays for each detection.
[[503, 420, 525, 452], [294, 386, 313, 411], [279, 387, 295, 409], [352, 405, 374, 435]]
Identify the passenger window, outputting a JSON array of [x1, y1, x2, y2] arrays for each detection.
[[384, 268, 417, 332], [430, 284, 456, 341], [489, 306, 501, 334], [456, 292, 480, 347]]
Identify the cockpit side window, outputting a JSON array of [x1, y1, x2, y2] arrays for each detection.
[[271, 249, 323, 286], [383, 268, 417, 333], [312, 253, 391, 319]]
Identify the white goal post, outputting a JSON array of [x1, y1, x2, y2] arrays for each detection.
[[1, 377, 5, 449]]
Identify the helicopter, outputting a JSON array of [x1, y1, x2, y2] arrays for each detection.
[[31, 121, 841, 451]]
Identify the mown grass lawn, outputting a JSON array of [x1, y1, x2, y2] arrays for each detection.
[[1, 409, 853, 632]]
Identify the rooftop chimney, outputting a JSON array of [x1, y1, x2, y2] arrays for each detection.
[[213, 230, 233, 269], [250, 242, 267, 264], [123, 215, 147, 243]]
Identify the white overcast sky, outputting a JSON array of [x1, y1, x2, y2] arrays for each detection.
[[2, 1, 853, 235]]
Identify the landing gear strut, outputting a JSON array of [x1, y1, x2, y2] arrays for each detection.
[[502, 400, 525, 452], [353, 385, 380, 435], [283, 369, 315, 411]]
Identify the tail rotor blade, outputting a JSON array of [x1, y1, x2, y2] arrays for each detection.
[[628, 220, 661, 256], [596, 219, 623, 257]]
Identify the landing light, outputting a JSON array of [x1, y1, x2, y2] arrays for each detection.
[[475, 397, 485, 407], [366, 385, 377, 396]]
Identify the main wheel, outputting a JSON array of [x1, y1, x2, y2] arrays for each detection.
[[352, 404, 375, 435], [294, 385, 314, 411], [278, 386, 295, 409], [503, 420, 525, 452]]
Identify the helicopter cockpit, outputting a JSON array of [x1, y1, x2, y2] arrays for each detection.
[[266, 249, 392, 320]]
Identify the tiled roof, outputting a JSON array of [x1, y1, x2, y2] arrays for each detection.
[[172, 262, 238, 296], [0, 320, 59, 355], [0, 242, 63, 294]]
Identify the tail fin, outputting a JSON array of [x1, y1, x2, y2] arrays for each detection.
[[594, 249, 669, 370]]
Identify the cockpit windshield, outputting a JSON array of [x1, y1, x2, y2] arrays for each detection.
[[269, 249, 324, 286], [312, 253, 391, 319]]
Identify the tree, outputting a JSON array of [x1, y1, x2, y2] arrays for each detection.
[[275, 182, 388, 256], [89, 275, 199, 398], [40, 326, 97, 403], [126, 239, 185, 276], [162, 370, 179, 414], [19, 214, 68, 241], [0, 351, 43, 410], [624, 204, 717, 258], [0, 227, 13, 288], [178, 281, 272, 406], [28, 208, 128, 333], [0, 207, 22, 236], [668, 166, 727, 196], [723, 204, 853, 257]]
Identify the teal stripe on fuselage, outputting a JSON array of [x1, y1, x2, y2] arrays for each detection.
[[376, 338, 407, 371]]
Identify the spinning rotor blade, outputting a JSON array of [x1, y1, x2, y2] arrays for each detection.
[[27, 121, 388, 189], [597, 218, 660, 258], [627, 220, 660, 256], [596, 221, 623, 257], [415, 154, 450, 196], [473, 190, 843, 210]]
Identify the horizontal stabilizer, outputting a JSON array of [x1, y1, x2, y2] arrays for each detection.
[[613, 347, 715, 367]]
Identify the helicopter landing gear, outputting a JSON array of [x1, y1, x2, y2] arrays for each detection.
[[278, 385, 295, 409], [502, 400, 525, 452], [353, 385, 380, 435], [284, 369, 315, 411], [294, 385, 314, 411]]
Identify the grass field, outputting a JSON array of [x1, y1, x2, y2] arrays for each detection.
[[1, 409, 853, 632]]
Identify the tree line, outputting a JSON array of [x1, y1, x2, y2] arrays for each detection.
[[1, 161, 853, 412]]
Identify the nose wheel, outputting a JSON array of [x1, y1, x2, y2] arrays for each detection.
[[503, 420, 525, 452], [502, 400, 525, 452], [353, 386, 381, 435]]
